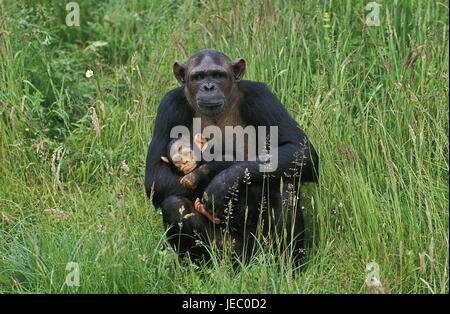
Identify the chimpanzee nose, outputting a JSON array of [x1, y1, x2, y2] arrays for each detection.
[[203, 83, 215, 92]]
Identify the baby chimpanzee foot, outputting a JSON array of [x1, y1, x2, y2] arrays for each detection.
[[194, 198, 220, 224]]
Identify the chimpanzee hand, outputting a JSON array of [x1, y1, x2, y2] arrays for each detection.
[[180, 172, 199, 190]]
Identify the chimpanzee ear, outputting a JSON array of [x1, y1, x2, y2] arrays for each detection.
[[173, 61, 187, 86], [193, 133, 208, 152], [231, 58, 246, 81], [161, 156, 170, 163]]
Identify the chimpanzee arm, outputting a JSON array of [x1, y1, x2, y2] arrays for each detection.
[[201, 81, 319, 214], [144, 88, 194, 208], [240, 81, 318, 182], [180, 160, 235, 190]]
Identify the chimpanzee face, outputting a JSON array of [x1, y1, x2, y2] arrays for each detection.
[[160, 133, 208, 174], [170, 142, 197, 174], [186, 55, 231, 117], [173, 50, 245, 118]]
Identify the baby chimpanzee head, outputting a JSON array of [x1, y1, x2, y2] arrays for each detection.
[[161, 133, 207, 174]]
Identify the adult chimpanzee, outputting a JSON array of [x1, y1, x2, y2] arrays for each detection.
[[145, 49, 319, 261]]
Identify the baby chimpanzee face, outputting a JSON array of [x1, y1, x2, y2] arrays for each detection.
[[169, 139, 197, 174], [161, 133, 207, 174]]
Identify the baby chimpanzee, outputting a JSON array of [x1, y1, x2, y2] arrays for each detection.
[[160, 133, 208, 189], [160, 134, 220, 224]]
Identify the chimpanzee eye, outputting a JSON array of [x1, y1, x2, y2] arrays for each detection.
[[193, 73, 204, 81], [212, 72, 224, 79]]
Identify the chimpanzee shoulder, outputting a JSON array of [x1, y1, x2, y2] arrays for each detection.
[[237, 80, 280, 105], [158, 86, 188, 111], [156, 86, 194, 126], [237, 80, 270, 94], [236, 80, 289, 124]]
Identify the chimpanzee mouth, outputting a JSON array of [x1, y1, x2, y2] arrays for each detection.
[[198, 101, 223, 108], [197, 102, 224, 116]]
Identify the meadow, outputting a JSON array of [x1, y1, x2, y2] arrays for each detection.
[[0, 0, 448, 293]]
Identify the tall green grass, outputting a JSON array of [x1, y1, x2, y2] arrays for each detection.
[[0, 0, 448, 293]]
